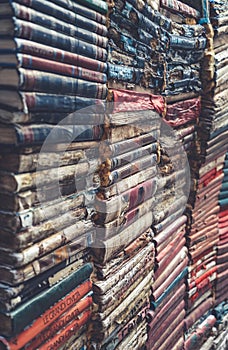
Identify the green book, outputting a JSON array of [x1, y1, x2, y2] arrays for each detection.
[[0, 263, 93, 337]]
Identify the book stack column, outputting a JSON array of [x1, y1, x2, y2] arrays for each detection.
[[205, 0, 228, 309], [89, 88, 164, 350], [146, 1, 205, 350], [183, 0, 228, 349], [216, 152, 228, 306], [106, 0, 165, 95], [0, 0, 108, 349]]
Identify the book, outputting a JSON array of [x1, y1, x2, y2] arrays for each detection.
[[93, 211, 153, 263], [0, 262, 93, 337], [1, 53, 107, 84], [98, 153, 157, 187], [0, 161, 89, 193], [0, 68, 107, 99], [94, 177, 157, 224], [0, 237, 90, 286], [0, 123, 104, 146], [0, 38, 107, 72], [0, 221, 93, 266], [0, 193, 85, 232], [0, 0, 108, 23], [0, 206, 88, 250], [0, 19, 107, 62], [0, 257, 88, 312], [0, 148, 86, 173], [0, 0, 107, 37], [0, 3, 108, 45], [0, 280, 92, 349]]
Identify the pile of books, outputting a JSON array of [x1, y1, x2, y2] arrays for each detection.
[[184, 0, 228, 348], [216, 152, 228, 305], [89, 89, 163, 349], [146, 1, 205, 349], [0, 0, 108, 348], [106, 0, 166, 93]]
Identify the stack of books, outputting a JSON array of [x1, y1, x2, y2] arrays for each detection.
[[160, 0, 205, 100], [146, 1, 204, 349], [184, 0, 228, 348], [0, 0, 108, 348], [216, 152, 228, 305], [89, 89, 163, 349], [106, 0, 166, 94]]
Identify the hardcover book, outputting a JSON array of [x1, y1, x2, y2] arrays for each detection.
[[0, 68, 107, 99], [0, 123, 104, 146]]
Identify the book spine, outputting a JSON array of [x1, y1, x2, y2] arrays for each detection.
[[73, 0, 108, 15], [21, 92, 104, 113], [3, 263, 93, 337], [16, 54, 107, 84], [24, 296, 93, 350], [0, 38, 107, 73], [39, 309, 92, 350], [11, 3, 108, 47], [11, 0, 107, 36], [14, 68, 107, 99], [0, 280, 92, 349], [11, 19, 107, 62], [14, 124, 104, 146], [16, 0, 107, 24]]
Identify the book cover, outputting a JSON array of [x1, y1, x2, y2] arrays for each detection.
[[0, 262, 93, 336], [1, 54, 107, 84]]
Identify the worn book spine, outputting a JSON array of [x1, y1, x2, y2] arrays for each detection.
[[0, 123, 104, 146], [0, 263, 93, 337], [2, 19, 107, 62], [0, 280, 92, 349], [3, 3, 108, 46], [0, 162, 89, 193], [24, 295, 93, 350], [1, 68, 107, 99]]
